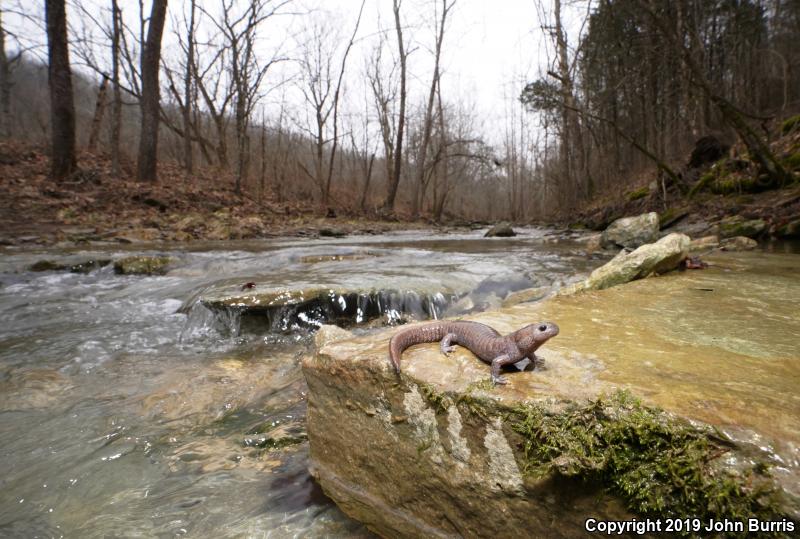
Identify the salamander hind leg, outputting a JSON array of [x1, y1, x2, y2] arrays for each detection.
[[440, 333, 458, 355]]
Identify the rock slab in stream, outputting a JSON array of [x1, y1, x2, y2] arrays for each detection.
[[303, 314, 796, 538], [600, 212, 659, 249], [562, 233, 690, 294], [302, 327, 634, 538]]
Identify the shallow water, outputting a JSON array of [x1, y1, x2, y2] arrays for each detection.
[[0, 227, 599, 537]]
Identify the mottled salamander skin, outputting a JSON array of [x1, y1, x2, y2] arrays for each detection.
[[389, 320, 560, 385]]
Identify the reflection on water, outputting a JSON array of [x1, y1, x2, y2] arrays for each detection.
[[0, 228, 597, 537]]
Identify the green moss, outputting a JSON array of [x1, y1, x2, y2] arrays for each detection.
[[688, 170, 717, 198], [626, 186, 649, 201], [410, 382, 788, 532], [783, 152, 800, 171], [781, 114, 800, 135], [507, 391, 782, 532], [254, 433, 307, 450], [418, 382, 453, 413]]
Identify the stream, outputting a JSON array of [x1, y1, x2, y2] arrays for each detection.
[[0, 228, 601, 538]]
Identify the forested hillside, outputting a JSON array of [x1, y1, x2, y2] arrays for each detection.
[[1, 0, 798, 236]]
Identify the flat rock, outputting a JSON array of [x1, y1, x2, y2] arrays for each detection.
[[303, 251, 800, 537]]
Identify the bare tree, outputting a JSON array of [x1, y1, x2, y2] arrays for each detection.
[[45, 0, 77, 179], [411, 0, 453, 216], [136, 0, 168, 182], [0, 8, 23, 138], [182, 0, 196, 176], [382, 0, 408, 212], [110, 0, 121, 175], [296, 3, 364, 206]]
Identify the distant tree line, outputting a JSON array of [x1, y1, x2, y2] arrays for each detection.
[[522, 0, 800, 211], [4, 0, 797, 222]]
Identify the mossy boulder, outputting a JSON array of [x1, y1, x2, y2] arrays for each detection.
[[484, 222, 516, 237], [600, 212, 659, 249], [113, 255, 173, 275], [718, 216, 767, 239]]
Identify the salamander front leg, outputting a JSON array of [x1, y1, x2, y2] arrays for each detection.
[[531, 353, 546, 371], [440, 333, 458, 355], [490, 354, 518, 385]]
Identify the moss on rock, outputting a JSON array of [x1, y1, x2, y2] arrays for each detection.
[[418, 384, 786, 535]]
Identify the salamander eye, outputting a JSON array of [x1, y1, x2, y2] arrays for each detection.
[[538, 324, 548, 332]]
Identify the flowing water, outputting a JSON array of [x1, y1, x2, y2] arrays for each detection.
[[0, 228, 600, 538]]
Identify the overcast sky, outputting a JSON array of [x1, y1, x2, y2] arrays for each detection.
[[5, 0, 589, 146]]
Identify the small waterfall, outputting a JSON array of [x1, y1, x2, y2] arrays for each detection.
[[199, 289, 459, 335]]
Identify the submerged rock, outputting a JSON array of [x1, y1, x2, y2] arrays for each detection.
[[113, 255, 173, 275], [484, 222, 516, 237], [600, 212, 659, 249], [303, 253, 800, 536], [562, 233, 689, 294]]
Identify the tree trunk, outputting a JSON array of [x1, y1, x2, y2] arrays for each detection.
[[136, 0, 168, 182], [0, 9, 14, 139], [412, 0, 451, 217], [45, 0, 77, 180], [110, 0, 122, 176], [87, 75, 109, 152], [359, 153, 375, 211], [383, 0, 407, 212], [183, 0, 196, 177]]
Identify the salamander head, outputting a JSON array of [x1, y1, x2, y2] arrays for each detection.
[[513, 321, 559, 354]]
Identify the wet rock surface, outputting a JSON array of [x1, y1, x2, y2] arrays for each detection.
[[303, 251, 800, 537]]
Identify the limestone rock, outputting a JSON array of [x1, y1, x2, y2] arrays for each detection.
[[600, 212, 659, 249], [484, 222, 516, 237], [563, 233, 690, 294], [303, 257, 800, 536]]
